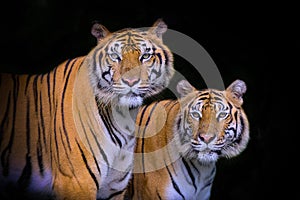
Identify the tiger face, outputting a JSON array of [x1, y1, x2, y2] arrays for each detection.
[[175, 80, 249, 164], [87, 19, 174, 108]]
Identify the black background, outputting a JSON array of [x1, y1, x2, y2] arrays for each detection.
[[0, 1, 297, 199]]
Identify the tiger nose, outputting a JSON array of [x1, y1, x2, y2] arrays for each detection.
[[199, 134, 216, 144], [122, 78, 140, 86]]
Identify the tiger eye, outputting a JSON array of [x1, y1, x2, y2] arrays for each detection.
[[191, 111, 201, 119], [141, 53, 151, 60], [217, 112, 227, 119], [110, 53, 120, 60]]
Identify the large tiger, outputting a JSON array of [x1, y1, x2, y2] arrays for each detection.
[[0, 19, 174, 200], [126, 79, 249, 200]]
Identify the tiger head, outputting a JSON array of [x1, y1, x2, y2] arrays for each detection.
[[175, 80, 250, 164], [86, 19, 174, 108]]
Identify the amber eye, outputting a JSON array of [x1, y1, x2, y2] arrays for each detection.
[[191, 111, 201, 119], [217, 112, 227, 119], [140, 53, 152, 61], [109, 53, 120, 61]]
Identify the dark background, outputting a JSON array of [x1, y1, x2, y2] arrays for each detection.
[[0, 1, 297, 199]]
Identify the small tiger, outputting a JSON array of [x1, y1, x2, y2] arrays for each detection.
[[0, 19, 174, 200], [126, 79, 250, 200]]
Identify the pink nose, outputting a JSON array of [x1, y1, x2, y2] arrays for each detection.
[[199, 134, 215, 143], [122, 78, 140, 86]]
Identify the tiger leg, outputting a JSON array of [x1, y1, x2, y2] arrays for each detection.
[[52, 173, 97, 200]]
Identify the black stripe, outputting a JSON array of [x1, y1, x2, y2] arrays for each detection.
[[76, 140, 99, 190], [37, 139, 44, 176], [211, 91, 222, 97], [24, 75, 31, 95], [141, 102, 159, 174], [182, 158, 197, 191], [157, 189, 163, 200], [150, 64, 162, 78], [166, 101, 178, 114], [0, 90, 11, 142], [37, 90, 45, 176], [162, 50, 169, 66], [176, 117, 181, 132], [101, 190, 125, 200], [32, 75, 39, 113], [99, 107, 122, 147], [78, 106, 106, 173], [1, 75, 18, 176], [17, 98, 32, 188], [240, 114, 245, 136], [58, 126, 74, 175], [53, 103, 60, 166], [99, 108, 117, 143], [47, 73, 52, 114], [136, 104, 150, 138], [166, 165, 185, 199], [234, 111, 238, 138], [63, 59, 72, 76], [189, 159, 200, 174], [104, 107, 124, 146], [213, 96, 223, 101], [52, 67, 58, 105], [199, 92, 209, 96], [39, 90, 47, 148], [49, 68, 57, 168], [156, 53, 162, 65], [235, 114, 245, 145], [60, 59, 77, 151], [198, 96, 208, 101], [93, 51, 102, 72], [101, 67, 112, 84]]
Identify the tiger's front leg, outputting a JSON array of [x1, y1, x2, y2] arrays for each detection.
[[52, 173, 98, 200], [50, 141, 99, 200]]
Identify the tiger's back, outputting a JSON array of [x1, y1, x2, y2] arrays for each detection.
[[0, 57, 87, 199]]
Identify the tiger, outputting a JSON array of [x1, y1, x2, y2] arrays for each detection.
[[0, 19, 174, 200], [125, 79, 250, 200]]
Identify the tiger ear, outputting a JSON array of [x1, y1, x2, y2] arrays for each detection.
[[176, 80, 196, 98], [149, 18, 168, 40], [91, 22, 111, 43], [225, 79, 247, 107]]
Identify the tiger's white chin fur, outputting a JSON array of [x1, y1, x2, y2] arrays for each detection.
[[177, 142, 219, 164], [95, 90, 144, 108], [182, 148, 219, 164], [119, 95, 143, 108], [196, 151, 219, 164]]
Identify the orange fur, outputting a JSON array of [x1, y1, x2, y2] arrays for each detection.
[[0, 19, 174, 200]]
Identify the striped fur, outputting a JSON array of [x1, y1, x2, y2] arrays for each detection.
[[0, 19, 174, 200], [126, 79, 249, 200]]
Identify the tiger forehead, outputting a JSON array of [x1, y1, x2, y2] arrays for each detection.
[[190, 90, 227, 108], [113, 30, 149, 44]]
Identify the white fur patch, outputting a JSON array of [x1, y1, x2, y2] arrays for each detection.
[[119, 95, 143, 108]]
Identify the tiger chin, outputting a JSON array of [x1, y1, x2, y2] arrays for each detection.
[[127, 79, 249, 200], [0, 19, 174, 200]]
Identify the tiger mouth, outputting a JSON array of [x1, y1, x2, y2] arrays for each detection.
[[192, 148, 221, 155], [121, 92, 145, 98]]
